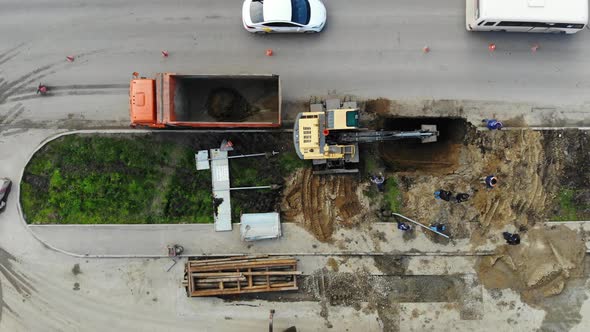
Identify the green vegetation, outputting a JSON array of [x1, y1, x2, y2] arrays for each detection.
[[363, 154, 378, 176], [22, 135, 213, 224], [552, 188, 590, 221], [278, 151, 308, 175], [384, 176, 403, 213]]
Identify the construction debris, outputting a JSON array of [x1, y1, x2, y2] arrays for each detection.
[[183, 255, 300, 297]]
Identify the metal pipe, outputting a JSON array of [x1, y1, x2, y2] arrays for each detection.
[[228, 185, 279, 191], [391, 213, 450, 239], [206, 151, 279, 162]]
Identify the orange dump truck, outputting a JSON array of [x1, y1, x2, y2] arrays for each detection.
[[130, 73, 281, 128]]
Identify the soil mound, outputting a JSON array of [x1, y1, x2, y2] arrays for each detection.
[[281, 169, 364, 242], [476, 225, 585, 304], [397, 130, 562, 241], [206, 88, 256, 121]]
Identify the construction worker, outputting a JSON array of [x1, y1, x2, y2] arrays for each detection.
[[397, 221, 411, 232], [434, 189, 453, 201], [502, 232, 521, 245], [481, 175, 498, 189], [455, 193, 470, 203], [430, 223, 446, 233], [370, 174, 385, 192], [36, 83, 48, 95], [482, 119, 503, 130]]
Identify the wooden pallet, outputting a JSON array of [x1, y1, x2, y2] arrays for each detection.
[[183, 255, 300, 297]]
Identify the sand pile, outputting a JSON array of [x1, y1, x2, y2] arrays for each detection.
[[476, 225, 585, 303]]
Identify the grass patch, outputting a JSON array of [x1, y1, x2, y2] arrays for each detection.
[[384, 176, 402, 213], [278, 151, 308, 175], [551, 188, 590, 221], [22, 135, 213, 224]]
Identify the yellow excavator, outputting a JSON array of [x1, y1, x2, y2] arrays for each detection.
[[293, 99, 439, 175]]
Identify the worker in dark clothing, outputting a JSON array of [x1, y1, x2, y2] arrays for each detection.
[[482, 175, 498, 189], [434, 189, 453, 201], [503, 232, 521, 245], [455, 193, 470, 203], [482, 119, 503, 130], [397, 222, 411, 232], [370, 174, 385, 192]]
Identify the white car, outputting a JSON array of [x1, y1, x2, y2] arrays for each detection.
[[242, 0, 327, 33]]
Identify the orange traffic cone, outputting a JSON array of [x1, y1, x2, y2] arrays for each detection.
[[422, 45, 430, 53], [161, 50, 169, 57], [488, 43, 496, 52], [266, 49, 274, 56], [66, 55, 75, 62]]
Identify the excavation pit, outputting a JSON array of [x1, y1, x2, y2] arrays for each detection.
[[377, 117, 470, 174]]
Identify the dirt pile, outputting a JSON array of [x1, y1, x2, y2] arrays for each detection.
[[476, 225, 585, 304], [206, 88, 256, 121], [394, 129, 564, 241], [281, 168, 365, 242]]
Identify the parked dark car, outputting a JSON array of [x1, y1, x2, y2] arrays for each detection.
[[0, 178, 12, 212]]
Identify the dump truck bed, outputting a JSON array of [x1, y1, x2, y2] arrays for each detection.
[[130, 73, 281, 128], [131, 73, 281, 128]]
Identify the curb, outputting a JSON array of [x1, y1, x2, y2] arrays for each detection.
[[17, 129, 590, 259]]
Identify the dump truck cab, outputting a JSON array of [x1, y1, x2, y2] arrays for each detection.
[[129, 78, 160, 127]]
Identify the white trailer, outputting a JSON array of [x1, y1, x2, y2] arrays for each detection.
[[466, 0, 588, 34]]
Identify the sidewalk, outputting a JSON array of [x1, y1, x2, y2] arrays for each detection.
[[29, 222, 491, 257], [29, 221, 590, 258]]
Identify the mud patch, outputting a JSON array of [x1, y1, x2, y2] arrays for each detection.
[[373, 256, 408, 275], [281, 169, 365, 242], [326, 258, 340, 272], [365, 98, 391, 115], [206, 88, 258, 121], [538, 278, 588, 332]]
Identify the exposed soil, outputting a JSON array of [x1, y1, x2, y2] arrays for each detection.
[[364, 98, 391, 115], [387, 128, 588, 243], [375, 120, 588, 304], [378, 117, 469, 174], [476, 225, 585, 305], [281, 169, 367, 242], [299, 269, 465, 332], [206, 88, 257, 121]]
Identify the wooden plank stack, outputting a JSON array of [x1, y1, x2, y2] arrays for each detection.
[[183, 255, 300, 297]]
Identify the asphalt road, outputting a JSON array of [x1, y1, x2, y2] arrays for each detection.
[[1, 0, 590, 130]]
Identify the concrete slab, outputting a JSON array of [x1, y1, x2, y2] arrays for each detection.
[[211, 149, 232, 232]]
